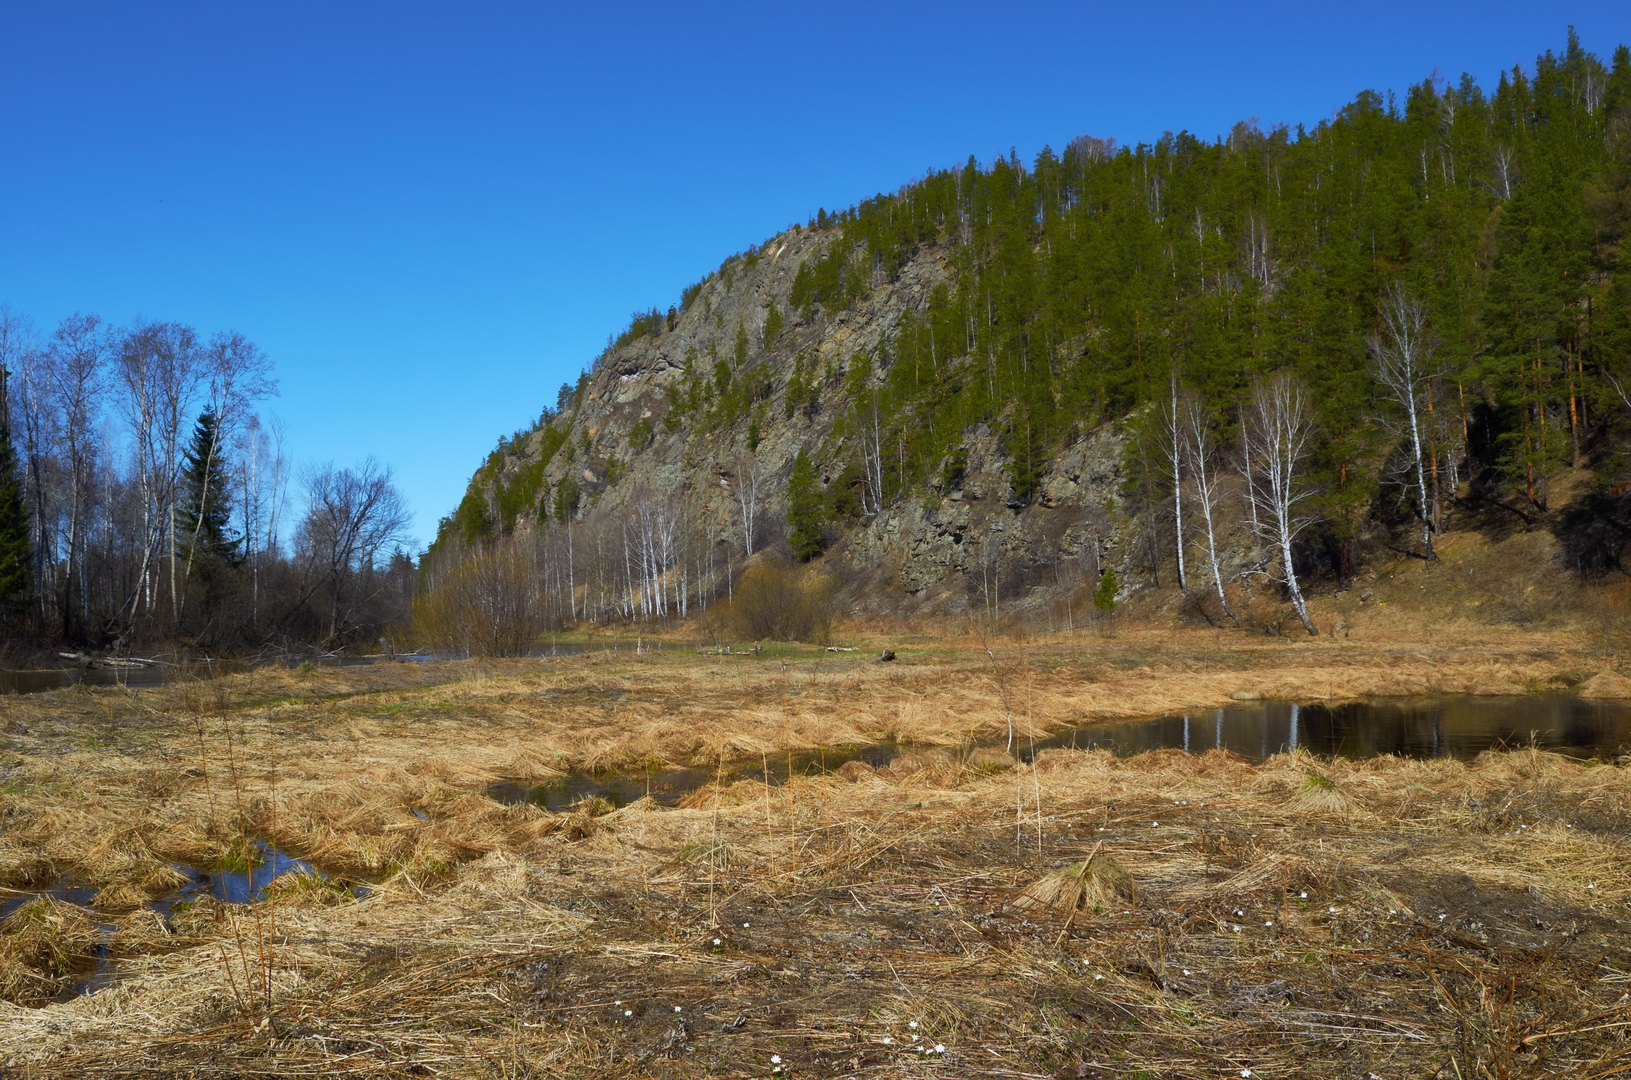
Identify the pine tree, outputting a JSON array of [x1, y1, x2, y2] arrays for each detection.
[[0, 367, 30, 607], [786, 449, 826, 560], [178, 408, 240, 568]]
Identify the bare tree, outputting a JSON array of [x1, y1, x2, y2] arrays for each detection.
[[1158, 371, 1188, 592], [114, 320, 204, 631], [295, 459, 412, 646], [234, 413, 289, 628], [734, 455, 761, 556], [1181, 393, 1236, 623], [1243, 374, 1318, 635], [858, 389, 886, 515], [46, 315, 109, 637], [1369, 283, 1438, 559]]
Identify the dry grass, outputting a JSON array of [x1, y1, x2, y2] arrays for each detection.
[[0, 630, 1628, 1077]]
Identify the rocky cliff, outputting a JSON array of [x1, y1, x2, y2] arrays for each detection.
[[438, 223, 1137, 620]]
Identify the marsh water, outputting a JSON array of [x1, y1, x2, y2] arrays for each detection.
[[0, 841, 333, 997], [489, 694, 1631, 811], [0, 639, 665, 695]]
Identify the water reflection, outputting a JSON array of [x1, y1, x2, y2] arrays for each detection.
[[1031, 696, 1631, 762]]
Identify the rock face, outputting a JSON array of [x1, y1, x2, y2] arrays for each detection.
[[449, 224, 1137, 616]]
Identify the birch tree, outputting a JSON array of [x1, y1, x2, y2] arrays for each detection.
[[1181, 393, 1235, 624], [1159, 371, 1188, 592], [734, 455, 761, 556], [1368, 283, 1438, 559], [1243, 374, 1318, 635], [46, 315, 109, 636]]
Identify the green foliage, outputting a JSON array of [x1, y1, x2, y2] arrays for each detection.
[[733, 319, 749, 370], [786, 448, 826, 560], [178, 408, 240, 567], [607, 308, 665, 354], [552, 477, 580, 521], [762, 303, 784, 348], [0, 376, 30, 607], [1094, 568, 1119, 612], [628, 417, 654, 450]]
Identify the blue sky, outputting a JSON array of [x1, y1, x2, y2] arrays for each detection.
[[2, 2, 1628, 549]]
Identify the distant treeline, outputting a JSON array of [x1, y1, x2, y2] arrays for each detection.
[[0, 309, 415, 655]]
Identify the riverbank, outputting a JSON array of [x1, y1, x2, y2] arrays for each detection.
[[2, 629, 1630, 1076]]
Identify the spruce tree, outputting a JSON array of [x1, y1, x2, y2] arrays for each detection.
[[786, 448, 826, 560], [0, 367, 30, 607], [178, 408, 240, 568]]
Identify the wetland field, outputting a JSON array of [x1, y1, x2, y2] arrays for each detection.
[[3, 624, 1631, 1078]]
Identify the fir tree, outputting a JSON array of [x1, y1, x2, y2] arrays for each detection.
[[786, 448, 826, 560], [178, 408, 240, 568], [0, 367, 30, 608]]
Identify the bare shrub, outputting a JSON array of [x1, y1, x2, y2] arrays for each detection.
[[415, 535, 541, 657], [726, 558, 836, 643]]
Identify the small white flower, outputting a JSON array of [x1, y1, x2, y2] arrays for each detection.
[[712, 938, 721, 946], [1264, 921, 1273, 927], [743, 922, 750, 928], [1234, 909, 1244, 916], [1094, 974, 1103, 981], [624, 1009, 632, 1017], [1097, 827, 1105, 831], [912, 1034, 920, 1042], [614, 1000, 621, 1005], [1232, 924, 1242, 932], [908, 1021, 918, 1029], [1588, 883, 1597, 890], [883, 1036, 893, 1045], [1329, 907, 1338, 913], [933, 1043, 945, 1053], [1151, 821, 1159, 827], [674, 1006, 683, 1013], [1241, 1070, 1253, 1079], [1298, 891, 1307, 899], [770, 1054, 781, 1064], [1182, 969, 1191, 976]]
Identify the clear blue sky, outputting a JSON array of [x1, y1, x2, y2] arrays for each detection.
[[2, 2, 1628, 550]]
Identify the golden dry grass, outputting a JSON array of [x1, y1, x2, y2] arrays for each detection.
[[0, 629, 1628, 1077]]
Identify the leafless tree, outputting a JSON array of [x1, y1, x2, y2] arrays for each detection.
[[1181, 393, 1236, 624], [1243, 374, 1318, 635], [114, 320, 204, 630], [1369, 283, 1438, 559], [734, 455, 761, 556], [234, 414, 289, 628], [1158, 371, 1188, 592], [46, 315, 110, 636], [295, 459, 412, 646], [858, 389, 886, 515]]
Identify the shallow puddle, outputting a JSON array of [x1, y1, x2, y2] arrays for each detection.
[[1, 840, 343, 1000], [489, 743, 898, 810]]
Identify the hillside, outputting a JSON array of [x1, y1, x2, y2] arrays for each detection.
[[427, 34, 1631, 635]]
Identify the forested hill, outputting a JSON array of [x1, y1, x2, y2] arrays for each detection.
[[427, 33, 1631, 633]]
